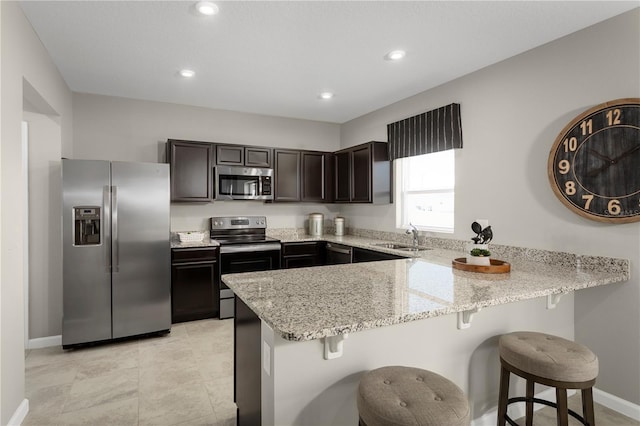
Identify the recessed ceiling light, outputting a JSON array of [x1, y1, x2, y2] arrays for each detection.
[[384, 50, 406, 61], [179, 69, 195, 78], [195, 1, 219, 16], [319, 92, 334, 100]]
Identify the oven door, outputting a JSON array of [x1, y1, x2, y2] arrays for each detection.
[[219, 243, 281, 319]]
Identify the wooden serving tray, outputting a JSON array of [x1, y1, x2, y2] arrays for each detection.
[[452, 258, 511, 274]]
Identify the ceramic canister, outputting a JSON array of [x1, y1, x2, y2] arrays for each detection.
[[308, 213, 324, 236], [334, 217, 345, 236]]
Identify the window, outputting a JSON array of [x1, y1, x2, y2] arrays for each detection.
[[396, 150, 455, 233]]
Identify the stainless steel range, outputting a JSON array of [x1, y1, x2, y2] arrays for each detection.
[[211, 216, 281, 319]]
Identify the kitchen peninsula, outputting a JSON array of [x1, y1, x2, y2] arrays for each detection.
[[222, 237, 629, 425]]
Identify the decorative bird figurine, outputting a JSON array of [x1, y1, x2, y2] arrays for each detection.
[[471, 222, 493, 244], [479, 226, 493, 244]]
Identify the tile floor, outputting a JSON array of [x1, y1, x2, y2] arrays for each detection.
[[23, 318, 639, 426], [513, 395, 639, 426], [24, 319, 236, 426]]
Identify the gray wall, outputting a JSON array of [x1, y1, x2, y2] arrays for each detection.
[[340, 9, 640, 404], [23, 93, 343, 339], [25, 111, 63, 340], [72, 93, 343, 231], [1, 2, 73, 423]]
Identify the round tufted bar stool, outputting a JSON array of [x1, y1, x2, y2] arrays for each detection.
[[357, 366, 470, 426], [497, 331, 599, 426]]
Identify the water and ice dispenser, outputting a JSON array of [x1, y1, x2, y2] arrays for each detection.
[[73, 206, 101, 246]]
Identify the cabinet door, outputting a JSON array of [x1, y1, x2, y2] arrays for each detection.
[[301, 152, 328, 202], [281, 242, 326, 268], [245, 147, 272, 168], [352, 247, 404, 263], [351, 145, 372, 202], [274, 150, 301, 201], [216, 145, 244, 165], [334, 151, 351, 202], [168, 141, 214, 202], [282, 256, 316, 269], [171, 260, 218, 323]]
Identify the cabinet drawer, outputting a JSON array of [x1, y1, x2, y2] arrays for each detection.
[[172, 247, 219, 263], [281, 241, 324, 256]]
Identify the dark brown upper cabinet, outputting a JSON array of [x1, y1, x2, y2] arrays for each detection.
[[167, 139, 215, 202], [216, 145, 272, 168], [334, 141, 390, 204], [274, 149, 333, 203], [273, 149, 301, 201], [301, 151, 333, 203]]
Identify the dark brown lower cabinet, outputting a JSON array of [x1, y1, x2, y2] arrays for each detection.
[[281, 241, 326, 268], [352, 247, 405, 263], [235, 297, 261, 426], [171, 247, 219, 323]]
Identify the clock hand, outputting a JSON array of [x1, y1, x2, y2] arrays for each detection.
[[611, 144, 640, 163], [588, 149, 614, 163], [587, 162, 612, 178], [586, 144, 640, 177]]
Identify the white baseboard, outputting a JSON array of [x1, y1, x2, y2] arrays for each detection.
[[473, 387, 640, 425], [7, 399, 29, 426], [594, 387, 640, 422], [472, 388, 574, 426], [28, 335, 61, 349]]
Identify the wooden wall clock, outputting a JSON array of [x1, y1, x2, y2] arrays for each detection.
[[548, 98, 640, 223]]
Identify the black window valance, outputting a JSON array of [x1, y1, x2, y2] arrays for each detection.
[[386, 103, 463, 161]]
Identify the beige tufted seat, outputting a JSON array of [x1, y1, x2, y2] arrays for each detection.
[[357, 366, 470, 426], [497, 331, 598, 426]]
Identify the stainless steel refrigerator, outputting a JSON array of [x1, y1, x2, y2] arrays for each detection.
[[62, 159, 171, 348]]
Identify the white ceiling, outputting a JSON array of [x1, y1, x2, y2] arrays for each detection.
[[19, 1, 639, 124]]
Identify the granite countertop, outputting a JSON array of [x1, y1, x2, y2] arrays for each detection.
[[222, 236, 629, 342], [170, 235, 219, 249]]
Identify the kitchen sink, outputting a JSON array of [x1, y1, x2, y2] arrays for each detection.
[[373, 243, 431, 251]]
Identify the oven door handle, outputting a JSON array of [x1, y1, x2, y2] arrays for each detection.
[[220, 243, 281, 254]]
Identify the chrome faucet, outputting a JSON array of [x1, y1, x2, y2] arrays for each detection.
[[406, 223, 419, 248]]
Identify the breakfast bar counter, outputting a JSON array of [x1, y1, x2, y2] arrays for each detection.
[[222, 246, 628, 342], [222, 241, 629, 426]]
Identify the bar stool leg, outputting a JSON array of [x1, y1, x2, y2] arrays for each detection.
[[582, 387, 596, 426], [556, 388, 569, 426], [497, 364, 510, 426], [525, 380, 534, 426]]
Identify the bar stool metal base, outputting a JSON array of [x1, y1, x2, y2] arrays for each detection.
[[497, 358, 596, 426]]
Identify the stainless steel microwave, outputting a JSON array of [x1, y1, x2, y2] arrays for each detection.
[[214, 166, 274, 201]]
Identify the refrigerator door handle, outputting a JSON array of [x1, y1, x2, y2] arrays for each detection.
[[104, 185, 112, 272], [112, 185, 119, 272]]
